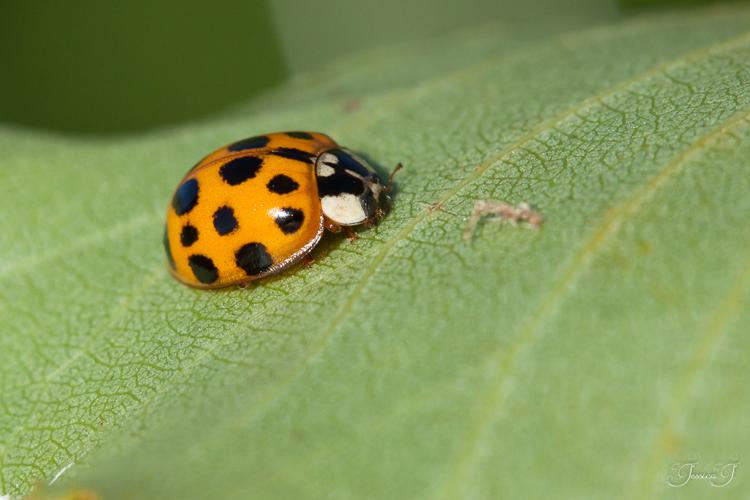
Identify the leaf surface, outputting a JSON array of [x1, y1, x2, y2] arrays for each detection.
[[2, 5, 750, 499]]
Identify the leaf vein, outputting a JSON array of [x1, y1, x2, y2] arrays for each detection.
[[438, 107, 750, 499], [198, 30, 750, 467]]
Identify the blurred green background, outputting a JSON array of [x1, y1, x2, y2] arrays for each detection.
[[0, 0, 619, 134], [0, 0, 743, 134], [0, 0, 285, 133]]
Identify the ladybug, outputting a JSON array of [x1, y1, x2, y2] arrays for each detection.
[[163, 131, 399, 288]]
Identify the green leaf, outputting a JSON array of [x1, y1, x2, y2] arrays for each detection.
[[3, 4, 750, 499]]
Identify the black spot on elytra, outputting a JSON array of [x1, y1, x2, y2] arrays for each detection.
[[267, 174, 299, 195], [213, 205, 238, 235], [274, 207, 305, 234], [227, 135, 270, 151], [188, 254, 218, 284], [219, 156, 263, 185], [235, 242, 273, 276], [286, 131, 314, 140], [163, 226, 176, 269], [271, 147, 315, 164], [172, 178, 199, 215], [180, 223, 199, 247]]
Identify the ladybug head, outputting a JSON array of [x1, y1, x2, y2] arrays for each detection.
[[315, 148, 388, 227]]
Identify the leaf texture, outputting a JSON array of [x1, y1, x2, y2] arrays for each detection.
[[2, 5, 750, 499]]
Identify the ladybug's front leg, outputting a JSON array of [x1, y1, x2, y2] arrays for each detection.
[[324, 218, 342, 233], [302, 254, 316, 267], [344, 227, 358, 242]]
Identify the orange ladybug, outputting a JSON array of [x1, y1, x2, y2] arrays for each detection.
[[163, 131, 397, 288]]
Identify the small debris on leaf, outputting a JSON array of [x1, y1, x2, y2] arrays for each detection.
[[463, 200, 544, 240]]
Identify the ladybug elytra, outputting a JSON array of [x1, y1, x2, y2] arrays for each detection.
[[164, 131, 397, 288]]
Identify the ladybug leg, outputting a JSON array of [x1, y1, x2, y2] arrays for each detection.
[[324, 217, 342, 233], [303, 254, 316, 267], [345, 227, 358, 242], [364, 213, 380, 229]]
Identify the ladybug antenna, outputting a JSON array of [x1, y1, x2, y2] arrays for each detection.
[[384, 163, 403, 195]]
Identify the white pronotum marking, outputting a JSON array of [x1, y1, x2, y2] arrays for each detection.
[[317, 163, 336, 177], [318, 152, 338, 164], [321, 194, 366, 225], [316, 152, 339, 179]]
